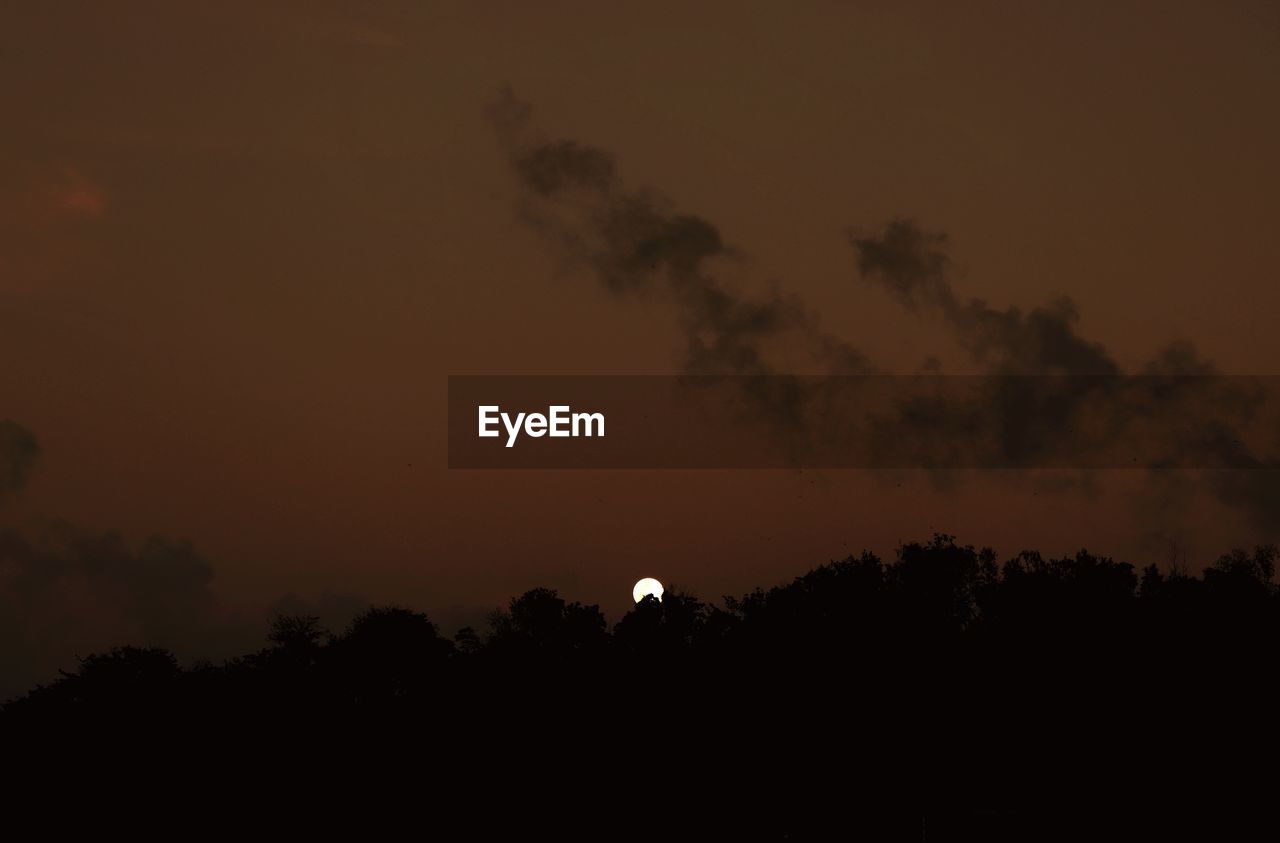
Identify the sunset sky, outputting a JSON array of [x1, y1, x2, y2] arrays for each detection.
[[3, 0, 1279, 694]]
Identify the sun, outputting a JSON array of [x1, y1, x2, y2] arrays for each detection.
[[632, 577, 664, 603]]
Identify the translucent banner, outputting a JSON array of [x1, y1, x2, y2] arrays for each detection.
[[447, 375, 1280, 470]]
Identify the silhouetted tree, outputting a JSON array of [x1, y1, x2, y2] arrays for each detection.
[[5, 646, 179, 716], [267, 613, 327, 652], [614, 588, 713, 658], [453, 625, 482, 656], [485, 587, 607, 661], [328, 606, 453, 704]]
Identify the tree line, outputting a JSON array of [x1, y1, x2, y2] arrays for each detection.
[[4, 534, 1275, 838]]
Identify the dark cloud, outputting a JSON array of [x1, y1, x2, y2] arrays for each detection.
[[850, 219, 956, 312], [0, 420, 38, 499], [490, 88, 870, 380], [851, 218, 1280, 532], [0, 519, 228, 700], [0, 421, 227, 698], [852, 218, 1117, 376], [0, 419, 267, 699], [493, 96, 1280, 534]]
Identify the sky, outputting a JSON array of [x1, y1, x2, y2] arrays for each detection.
[[2, 0, 1280, 694]]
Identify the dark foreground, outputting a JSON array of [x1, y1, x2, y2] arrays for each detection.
[[4, 535, 1276, 839]]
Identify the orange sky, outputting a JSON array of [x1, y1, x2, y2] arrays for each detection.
[[3, 1, 1280, 680]]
